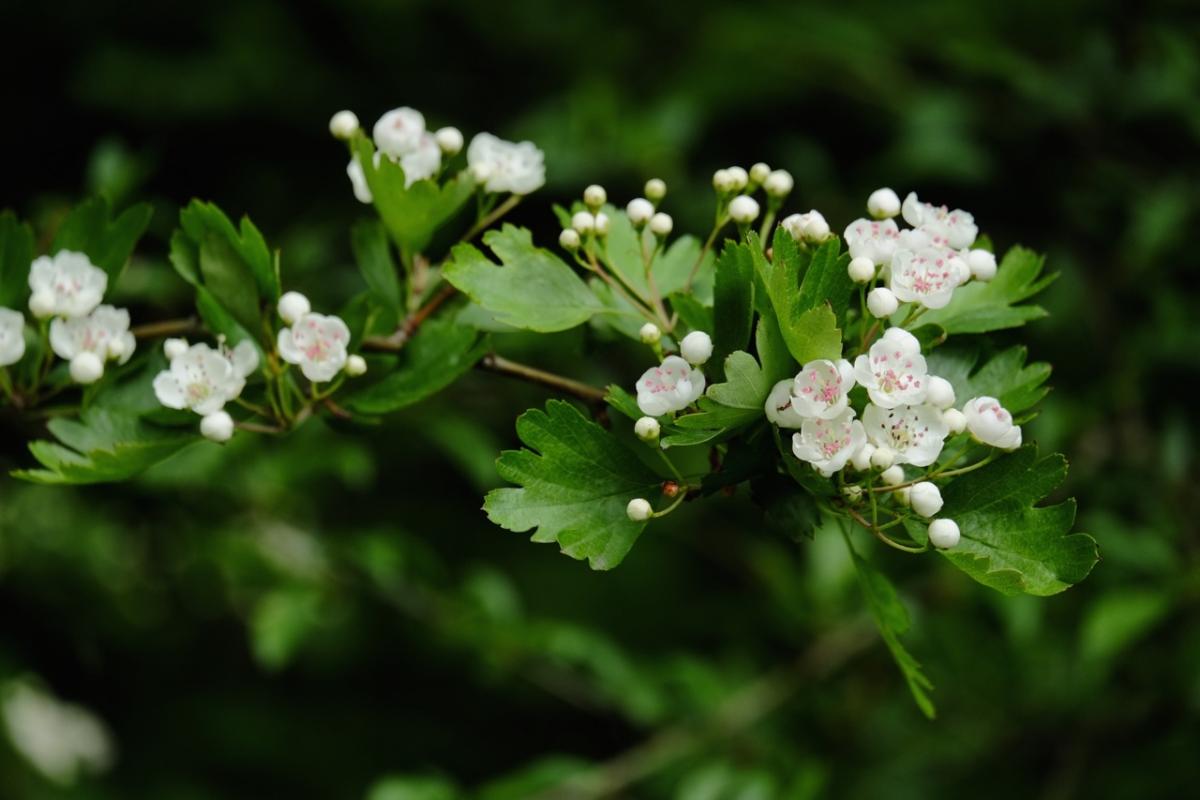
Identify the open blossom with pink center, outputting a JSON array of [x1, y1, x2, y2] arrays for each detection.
[[467, 133, 546, 195], [277, 312, 351, 383], [635, 355, 705, 417], [792, 408, 866, 476], [843, 218, 900, 266], [372, 107, 427, 159], [853, 327, 928, 408], [153, 340, 259, 416], [791, 358, 855, 419], [49, 305, 135, 365], [962, 396, 1023, 449], [901, 192, 978, 249], [28, 251, 108, 319], [765, 379, 806, 428], [889, 247, 965, 309], [862, 403, 948, 467]]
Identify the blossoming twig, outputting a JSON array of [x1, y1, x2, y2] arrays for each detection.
[[478, 353, 606, 404]]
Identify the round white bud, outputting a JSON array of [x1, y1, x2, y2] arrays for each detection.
[[626, 198, 654, 226], [329, 110, 360, 140], [764, 169, 794, 197], [842, 484, 863, 502], [649, 212, 673, 237], [345, 354, 368, 376], [200, 410, 235, 443], [583, 184, 607, 210], [909, 482, 944, 518], [163, 338, 189, 361], [69, 352, 104, 384], [644, 178, 667, 202], [880, 465, 905, 487], [679, 331, 713, 366], [108, 335, 133, 362], [434, 126, 464, 156], [866, 287, 899, 318], [850, 443, 876, 472], [926, 376, 956, 410], [634, 416, 661, 441], [712, 169, 735, 193], [571, 211, 595, 233], [726, 166, 749, 191], [626, 497, 653, 521], [848, 256, 876, 283], [867, 187, 901, 219], [278, 291, 311, 325], [942, 408, 967, 435], [559, 228, 581, 251], [639, 322, 661, 344], [749, 162, 771, 184], [803, 214, 830, 241], [872, 447, 897, 470], [928, 518, 961, 549], [967, 249, 997, 282], [728, 195, 760, 224], [29, 290, 56, 319], [593, 212, 610, 235]]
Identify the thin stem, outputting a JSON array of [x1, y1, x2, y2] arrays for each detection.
[[130, 317, 201, 339], [362, 283, 458, 352], [233, 397, 273, 418], [844, 506, 927, 553], [650, 492, 687, 519], [236, 420, 287, 435], [684, 215, 727, 292], [869, 450, 997, 493], [462, 194, 521, 242], [478, 353, 606, 404]]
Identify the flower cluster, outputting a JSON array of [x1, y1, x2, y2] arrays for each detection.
[[153, 337, 259, 442]]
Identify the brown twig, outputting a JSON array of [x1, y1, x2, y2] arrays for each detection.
[[130, 317, 202, 339], [362, 284, 459, 352], [478, 354, 607, 404]]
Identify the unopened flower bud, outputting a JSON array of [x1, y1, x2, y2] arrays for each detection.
[[278, 291, 311, 325], [880, 465, 905, 486], [942, 408, 967, 435], [329, 110, 360, 140], [909, 481, 944, 518], [749, 162, 771, 184], [928, 518, 961, 549], [712, 169, 735, 193], [627, 198, 654, 226], [571, 211, 595, 233], [164, 338, 189, 361], [345, 354, 367, 376], [764, 169, 793, 197], [649, 212, 673, 237], [729, 195, 760, 224], [583, 184, 607, 210], [842, 484, 863, 503], [434, 126, 464, 155], [626, 497, 653, 521], [967, 249, 997, 282], [634, 416, 661, 441], [644, 178, 667, 202], [725, 166, 749, 191], [872, 447, 897, 470], [848, 256, 876, 283], [850, 443, 876, 471], [867, 187, 901, 219], [593, 212, 610, 235], [200, 410, 235, 443], [926, 376, 956, 409], [559, 228, 581, 251], [867, 287, 898, 318], [639, 322, 661, 344], [29, 290, 56, 319], [69, 352, 104, 384], [680, 331, 713, 365]]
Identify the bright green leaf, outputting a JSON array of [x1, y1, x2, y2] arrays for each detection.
[[351, 220, 403, 314], [916, 246, 1055, 334], [0, 210, 34, 307], [925, 345, 1052, 415], [50, 196, 153, 284]]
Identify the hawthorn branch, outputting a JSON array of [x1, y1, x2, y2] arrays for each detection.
[[131, 317, 202, 339], [477, 354, 607, 405], [362, 284, 458, 352]]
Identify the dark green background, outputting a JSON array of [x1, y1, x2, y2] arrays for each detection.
[[2, 1, 1199, 797]]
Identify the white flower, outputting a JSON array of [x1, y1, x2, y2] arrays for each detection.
[[791, 358, 855, 419], [594, 213, 610, 235], [765, 379, 806, 428], [571, 211, 595, 233], [69, 353, 104, 384], [764, 170, 793, 197], [626, 498, 653, 521], [583, 184, 607, 209], [345, 354, 368, 376], [679, 331, 713, 365], [843, 218, 900, 265], [889, 248, 965, 309], [880, 464, 905, 485], [749, 162, 771, 184], [966, 248, 997, 281], [635, 355, 705, 416], [200, 410, 235, 443], [853, 327, 928, 408], [0, 308, 26, 366], [626, 198, 654, 226], [862, 403, 949, 467], [791, 408, 866, 476], [467, 133, 546, 195], [399, 132, 441, 185], [909, 482, 944, 517], [153, 340, 258, 415], [163, 337, 188, 361], [725, 166, 749, 191], [943, 407, 967, 434], [277, 312, 351, 383], [638, 322, 661, 344], [328, 110, 360, 140], [277, 291, 311, 325], [634, 416, 661, 441], [434, 126, 464, 156], [712, 169, 736, 193], [871, 446, 896, 470], [925, 375, 956, 409], [1, 681, 114, 785], [49, 305, 136, 381], [729, 195, 760, 223], [373, 107, 426, 159], [866, 287, 898, 318], [559, 229, 581, 251], [781, 211, 830, 242], [848, 256, 876, 283], [347, 157, 373, 204], [644, 178, 667, 201], [28, 251, 107, 319], [649, 212, 673, 237], [962, 396, 1022, 449], [928, 518, 961, 549], [850, 442, 876, 471], [867, 187, 901, 219], [901, 192, 978, 249]]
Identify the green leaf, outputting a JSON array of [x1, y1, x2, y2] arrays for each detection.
[[774, 229, 855, 325], [931, 446, 1098, 596], [925, 345, 1051, 415], [199, 228, 262, 334], [757, 233, 847, 363], [485, 400, 663, 569], [0, 210, 34, 307], [443, 225, 605, 332], [346, 318, 488, 414], [367, 776, 459, 800], [916, 246, 1055, 334], [250, 589, 321, 671], [351, 220, 403, 314], [790, 305, 842, 364], [711, 243, 755, 376], [352, 136, 475, 254], [601, 208, 714, 301], [845, 530, 936, 718], [50, 196, 153, 284]]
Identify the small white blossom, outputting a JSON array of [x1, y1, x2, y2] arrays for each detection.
[[928, 518, 961, 549], [467, 133, 546, 195], [862, 403, 949, 467], [966, 248, 997, 281], [781, 211, 830, 242], [791, 408, 866, 476], [635, 355, 705, 416], [626, 498, 652, 521], [571, 211, 595, 233], [943, 407, 967, 434], [277, 312, 351, 383], [679, 331, 713, 365], [583, 184, 607, 209], [850, 442, 876, 471], [749, 162, 771, 184], [871, 446, 896, 470], [594, 212, 611, 235], [49, 305, 136, 381], [346, 157, 373, 204], [626, 198, 654, 226], [962, 396, 1022, 449], [644, 178, 666, 202], [853, 327, 928, 408], [901, 192, 978, 249], [925, 375, 956, 409], [889, 248, 965, 309], [765, 379, 806, 428], [154, 340, 258, 415], [559, 228, 581, 251], [1, 681, 114, 786], [867, 187, 901, 219], [764, 169, 793, 197], [28, 251, 107, 319], [866, 287, 898, 318], [639, 322, 661, 344], [843, 218, 900, 265], [728, 195, 760, 224], [909, 482, 944, 517], [712, 169, 736, 193], [725, 166, 749, 191], [0, 308, 26, 366], [345, 354, 368, 376], [434, 126, 464, 156], [163, 337, 188, 361], [200, 410, 235, 443], [277, 291, 311, 325], [399, 132, 441, 185], [649, 212, 673, 237], [69, 352, 104, 384], [880, 464, 905, 485], [791, 358, 855, 419], [373, 107, 426, 159], [634, 416, 661, 441], [328, 110, 360, 140], [848, 256, 876, 283]]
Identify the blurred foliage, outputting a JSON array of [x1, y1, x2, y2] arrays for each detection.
[[2, 0, 1200, 797]]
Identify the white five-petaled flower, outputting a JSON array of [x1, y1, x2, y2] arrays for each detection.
[[862, 403, 949, 467], [792, 408, 866, 476], [28, 251, 107, 319], [467, 133, 546, 195], [153, 340, 259, 415], [962, 396, 1022, 449], [635, 355, 705, 417], [373, 107, 427, 159], [765, 379, 806, 428], [49, 305, 136, 382], [791, 358, 856, 419], [277, 312, 351, 383], [0, 308, 25, 366], [853, 327, 928, 408], [843, 218, 900, 266], [889, 247, 965, 309], [901, 192, 978, 250]]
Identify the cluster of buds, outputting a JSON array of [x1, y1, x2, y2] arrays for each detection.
[[713, 162, 795, 230]]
